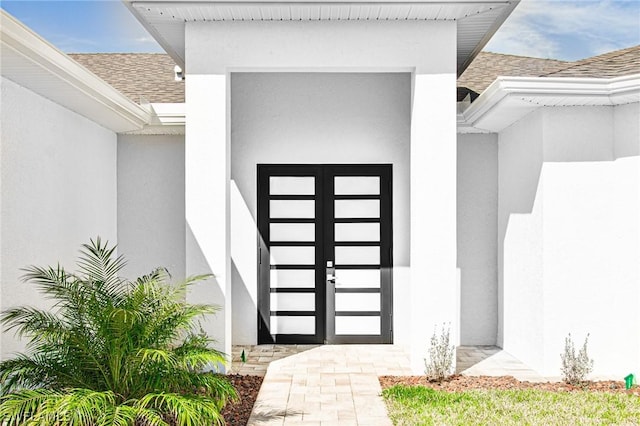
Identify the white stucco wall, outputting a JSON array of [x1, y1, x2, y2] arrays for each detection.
[[185, 19, 457, 364], [614, 102, 640, 159], [230, 72, 411, 345], [500, 104, 640, 377], [0, 76, 117, 359], [186, 20, 456, 74], [499, 109, 545, 371], [117, 134, 185, 282], [457, 133, 498, 345], [541, 157, 639, 378]]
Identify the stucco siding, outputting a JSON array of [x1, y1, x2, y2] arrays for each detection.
[[498, 109, 545, 372], [457, 133, 498, 345], [186, 20, 456, 74], [614, 102, 640, 158], [541, 157, 639, 378], [0, 76, 117, 359], [499, 104, 640, 377], [117, 134, 186, 282]]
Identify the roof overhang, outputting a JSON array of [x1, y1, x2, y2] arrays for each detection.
[[124, 0, 520, 75], [1, 10, 151, 133], [458, 74, 640, 133]]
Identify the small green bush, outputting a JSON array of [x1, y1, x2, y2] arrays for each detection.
[[0, 238, 237, 425]]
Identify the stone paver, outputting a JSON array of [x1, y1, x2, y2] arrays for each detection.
[[238, 344, 547, 425]]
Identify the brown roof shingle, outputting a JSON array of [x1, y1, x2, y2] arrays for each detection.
[[457, 51, 569, 95], [68, 46, 639, 105], [542, 45, 640, 78], [68, 53, 184, 104]]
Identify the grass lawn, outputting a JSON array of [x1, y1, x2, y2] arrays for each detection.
[[382, 385, 640, 425]]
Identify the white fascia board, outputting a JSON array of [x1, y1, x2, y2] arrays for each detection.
[[150, 103, 186, 125], [121, 103, 186, 135], [459, 74, 640, 133], [1, 10, 151, 132]]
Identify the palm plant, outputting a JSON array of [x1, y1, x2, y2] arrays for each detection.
[[0, 238, 237, 425]]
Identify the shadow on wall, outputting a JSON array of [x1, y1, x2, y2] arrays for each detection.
[[231, 180, 260, 345], [499, 134, 639, 376], [497, 104, 640, 348], [185, 223, 226, 349]]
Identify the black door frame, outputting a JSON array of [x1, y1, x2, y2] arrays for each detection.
[[257, 164, 393, 344]]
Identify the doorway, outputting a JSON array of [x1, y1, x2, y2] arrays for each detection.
[[257, 164, 393, 344]]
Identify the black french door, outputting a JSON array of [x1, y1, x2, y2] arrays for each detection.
[[257, 164, 392, 344]]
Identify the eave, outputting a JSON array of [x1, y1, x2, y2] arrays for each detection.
[[458, 74, 640, 133], [124, 0, 520, 75], [1, 10, 151, 133]]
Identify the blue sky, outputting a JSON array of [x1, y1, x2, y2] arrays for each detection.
[[1, 0, 639, 61]]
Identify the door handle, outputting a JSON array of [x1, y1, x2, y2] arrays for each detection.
[[326, 261, 335, 284]]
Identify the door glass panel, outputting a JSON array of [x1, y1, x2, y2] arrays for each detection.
[[270, 223, 315, 242], [334, 176, 380, 195], [270, 269, 316, 288], [335, 269, 381, 288], [270, 200, 315, 218], [335, 316, 380, 335], [335, 246, 379, 265], [270, 247, 315, 265], [334, 200, 379, 218], [270, 293, 315, 311], [335, 223, 380, 242], [270, 316, 315, 334], [335, 293, 380, 312], [270, 176, 315, 195]]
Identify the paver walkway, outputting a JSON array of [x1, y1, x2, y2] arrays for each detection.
[[236, 344, 547, 425], [244, 345, 411, 425]]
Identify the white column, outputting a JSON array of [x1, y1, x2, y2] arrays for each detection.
[[185, 74, 232, 364], [410, 73, 458, 373]]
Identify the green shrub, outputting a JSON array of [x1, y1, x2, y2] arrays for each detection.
[[0, 238, 237, 425]]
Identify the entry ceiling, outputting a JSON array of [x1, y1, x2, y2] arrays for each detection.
[[125, 0, 520, 75]]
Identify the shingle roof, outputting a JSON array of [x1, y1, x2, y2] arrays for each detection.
[[457, 51, 569, 96], [68, 46, 639, 105], [68, 53, 184, 104], [542, 45, 640, 78]]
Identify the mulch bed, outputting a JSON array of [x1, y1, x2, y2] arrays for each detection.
[[221, 375, 264, 426], [379, 375, 640, 396]]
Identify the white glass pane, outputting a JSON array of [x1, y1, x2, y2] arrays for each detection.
[[270, 223, 315, 242], [335, 223, 380, 242], [270, 316, 315, 334], [270, 176, 315, 195], [335, 246, 379, 265], [335, 293, 380, 312], [335, 316, 380, 335], [335, 269, 380, 288], [270, 293, 315, 311], [270, 270, 316, 288], [270, 200, 315, 218], [334, 200, 379, 218], [270, 247, 315, 265], [334, 176, 380, 195]]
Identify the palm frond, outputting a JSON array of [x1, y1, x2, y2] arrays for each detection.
[[136, 392, 226, 426]]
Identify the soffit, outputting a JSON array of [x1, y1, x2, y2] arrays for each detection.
[[125, 0, 519, 74]]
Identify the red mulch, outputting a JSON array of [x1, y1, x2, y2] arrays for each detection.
[[221, 375, 264, 426], [379, 375, 640, 396]]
